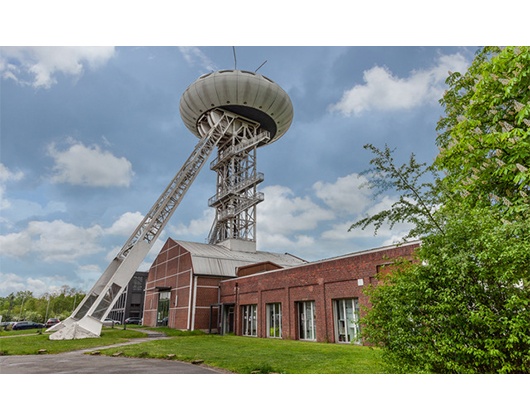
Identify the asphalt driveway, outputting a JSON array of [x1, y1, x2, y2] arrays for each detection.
[[0, 330, 225, 374], [0, 350, 222, 374]]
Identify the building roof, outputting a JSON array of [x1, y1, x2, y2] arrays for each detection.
[[174, 239, 306, 277]]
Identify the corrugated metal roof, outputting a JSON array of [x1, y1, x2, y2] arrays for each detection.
[[174, 240, 306, 277]]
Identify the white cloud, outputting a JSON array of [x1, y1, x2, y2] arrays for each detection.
[[48, 139, 134, 187], [0, 46, 115, 88], [254, 185, 335, 256], [0, 163, 24, 210], [0, 272, 70, 296], [170, 208, 215, 238], [1, 199, 66, 226], [0, 163, 24, 183], [178, 47, 216, 72], [106, 211, 145, 236], [0, 220, 104, 262], [330, 53, 470, 115], [257, 232, 316, 254], [259, 185, 335, 234], [313, 173, 372, 215]]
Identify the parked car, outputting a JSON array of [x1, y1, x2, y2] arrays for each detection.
[[12, 321, 45, 330], [1, 321, 15, 330], [125, 317, 142, 325], [102, 318, 121, 326], [45, 318, 60, 328]]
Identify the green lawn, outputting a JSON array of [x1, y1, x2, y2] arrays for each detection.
[[0, 327, 145, 355], [98, 333, 385, 374], [0, 327, 385, 373]]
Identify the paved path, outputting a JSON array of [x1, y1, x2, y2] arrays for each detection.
[[0, 330, 225, 374]]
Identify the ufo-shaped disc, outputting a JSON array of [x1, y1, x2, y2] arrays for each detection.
[[180, 70, 293, 143]]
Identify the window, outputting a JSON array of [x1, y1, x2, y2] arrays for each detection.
[[157, 290, 170, 326], [334, 298, 361, 344], [266, 303, 282, 338], [242, 304, 257, 336], [298, 301, 316, 341]]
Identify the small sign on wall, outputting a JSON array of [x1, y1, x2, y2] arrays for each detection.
[[357, 278, 364, 286]]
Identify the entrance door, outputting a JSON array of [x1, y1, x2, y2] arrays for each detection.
[[157, 291, 170, 326], [222, 304, 234, 334]]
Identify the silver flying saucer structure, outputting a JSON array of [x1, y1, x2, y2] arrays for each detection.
[[48, 69, 293, 339]]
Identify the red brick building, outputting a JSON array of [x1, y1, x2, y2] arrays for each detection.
[[144, 237, 420, 344], [143, 238, 306, 330]]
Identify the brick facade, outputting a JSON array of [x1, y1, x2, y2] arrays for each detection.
[[219, 242, 420, 343], [144, 239, 194, 329], [144, 237, 419, 345]]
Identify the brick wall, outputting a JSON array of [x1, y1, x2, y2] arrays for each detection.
[[144, 238, 194, 329], [220, 242, 419, 343]]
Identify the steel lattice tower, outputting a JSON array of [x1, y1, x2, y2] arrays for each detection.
[[180, 70, 294, 247]]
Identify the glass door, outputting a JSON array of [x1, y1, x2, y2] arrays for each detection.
[[157, 291, 170, 326]]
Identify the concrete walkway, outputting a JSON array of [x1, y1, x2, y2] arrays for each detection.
[[0, 329, 225, 374]]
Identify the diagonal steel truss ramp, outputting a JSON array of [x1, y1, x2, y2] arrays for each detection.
[[48, 110, 241, 339]]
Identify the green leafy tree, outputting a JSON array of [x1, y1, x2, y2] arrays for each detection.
[[349, 143, 444, 239], [355, 46, 530, 373], [0, 286, 85, 323], [437, 46, 530, 218]]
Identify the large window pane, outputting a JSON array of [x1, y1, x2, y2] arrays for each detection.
[[334, 298, 361, 344], [298, 301, 316, 341], [266, 303, 282, 338], [242, 304, 257, 336]]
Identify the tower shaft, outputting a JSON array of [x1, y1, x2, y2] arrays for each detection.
[[207, 110, 270, 244]]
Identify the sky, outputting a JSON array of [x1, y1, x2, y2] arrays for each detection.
[[2, 2, 528, 411], [0, 45, 478, 297], [3, 1, 526, 298]]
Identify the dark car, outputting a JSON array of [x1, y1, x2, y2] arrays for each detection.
[[125, 317, 142, 325], [45, 318, 60, 328], [12, 321, 45, 330]]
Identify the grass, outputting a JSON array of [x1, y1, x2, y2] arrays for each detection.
[[0, 327, 146, 355], [97, 333, 385, 374], [0, 327, 385, 373]]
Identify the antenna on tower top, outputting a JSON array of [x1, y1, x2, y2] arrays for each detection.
[[232, 46, 237, 69], [255, 60, 267, 73]]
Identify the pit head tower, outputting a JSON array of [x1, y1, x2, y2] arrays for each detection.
[[180, 69, 293, 249], [49, 69, 293, 339]]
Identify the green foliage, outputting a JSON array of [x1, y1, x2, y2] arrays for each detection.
[[437, 46, 530, 218], [364, 208, 530, 373], [349, 143, 444, 239], [0, 286, 85, 322], [355, 47, 530, 373]]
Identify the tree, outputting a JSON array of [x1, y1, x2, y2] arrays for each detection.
[[355, 47, 530, 373], [436, 46, 530, 218], [349, 143, 444, 239], [363, 207, 530, 373]]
